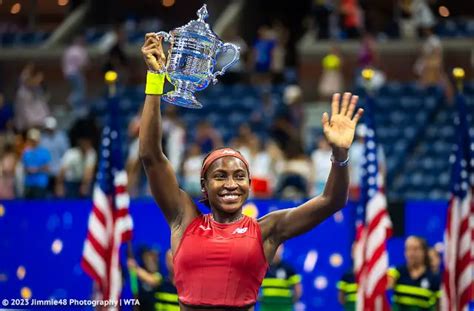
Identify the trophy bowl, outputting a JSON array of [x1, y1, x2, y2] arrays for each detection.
[[156, 5, 240, 109]]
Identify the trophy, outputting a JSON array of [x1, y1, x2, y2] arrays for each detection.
[[156, 5, 240, 109]]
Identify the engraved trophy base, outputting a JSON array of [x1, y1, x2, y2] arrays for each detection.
[[162, 91, 202, 109], [161, 80, 203, 109]]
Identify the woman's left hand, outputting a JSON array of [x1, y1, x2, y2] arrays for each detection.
[[322, 92, 364, 150]]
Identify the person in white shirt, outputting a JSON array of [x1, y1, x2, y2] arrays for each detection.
[[311, 136, 332, 196], [55, 136, 96, 198], [62, 36, 89, 118]]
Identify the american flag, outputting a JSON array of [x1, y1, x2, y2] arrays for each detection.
[[354, 95, 392, 311], [441, 92, 474, 311], [81, 92, 133, 307]]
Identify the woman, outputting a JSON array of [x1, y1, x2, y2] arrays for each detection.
[[388, 236, 440, 311], [139, 33, 363, 310]]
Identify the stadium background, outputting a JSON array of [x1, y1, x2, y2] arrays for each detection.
[[0, 0, 473, 310]]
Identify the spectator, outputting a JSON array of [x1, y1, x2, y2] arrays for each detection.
[[162, 106, 186, 174], [55, 136, 97, 198], [39, 117, 70, 196], [250, 90, 277, 133], [340, 0, 362, 39], [62, 35, 89, 118], [127, 247, 161, 311], [194, 121, 223, 155], [318, 46, 344, 99], [0, 92, 14, 139], [276, 140, 312, 200], [397, 0, 435, 39], [103, 26, 130, 84], [181, 143, 204, 198], [22, 128, 51, 199], [428, 247, 441, 274], [14, 64, 50, 132], [270, 20, 289, 83], [312, 0, 334, 39], [252, 25, 276, 82], [311, 136, 332, 196], [0, 143, 17, 199], [259, 244, 302, 311], [388, 236, 440, 310], [282, 85, 305, 136], [126, 109, 146, 197], [248, 137, 283, 198]]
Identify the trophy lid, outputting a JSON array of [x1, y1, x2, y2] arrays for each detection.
[[175, 5, 220, 43]]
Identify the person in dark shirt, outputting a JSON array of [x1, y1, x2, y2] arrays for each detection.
[[259, 244, 302, 311], [155, 250, 179, 311], [338, 271, 357, 311], [388, 236, 440, 311]]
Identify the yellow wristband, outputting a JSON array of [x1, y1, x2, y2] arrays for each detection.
[[145, 71, 165, 95]]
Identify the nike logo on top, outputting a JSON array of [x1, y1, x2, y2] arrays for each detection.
[[232, 227, 248, 234], [222, 150, 236, 155], [199, 225, 211, 231]]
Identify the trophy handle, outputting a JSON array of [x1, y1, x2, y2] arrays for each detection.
[[210, 43, 240, 84], [155, 31, 171, 42]]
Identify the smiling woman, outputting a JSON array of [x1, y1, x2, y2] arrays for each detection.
[[138, 33, 364, 310]]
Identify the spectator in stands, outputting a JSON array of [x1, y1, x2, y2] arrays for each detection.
[[311, 136, 332, 196], [276, 140, 312, 200], [270, 20, 289, 83], [283, 85, 305, 136], [428, 247, 441, 274], [414, 27, 453, 101], [0, 143, 17, 199], [388, 236, 440, 310], [40, 117, 70, 196], [252, 25, 276, 83], [103, 26, 130, 84], [259, 244, 302, 311], [162, 105, 186, 174], [194, 120, 223, 155], [339, 0, 362, 39], [14, 64, 50, 132], [318, 45, 344, 100], [127, 246, 162, 311], [22, 128, 51, 199], [62, 35, 89, 118], [230, 124, 256, 160], [126, 109, 145, 197], [0, 92, 14, 146], [397, 0, 435, 39], [311, 0, 334, 39], [182, 143, 205, 198], [250, 90, 277, 133], [337, 244, 358, 311], [55, 135, 97, 198]]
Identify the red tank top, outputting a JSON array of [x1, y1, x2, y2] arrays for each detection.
[[174, 214, 268, 308]]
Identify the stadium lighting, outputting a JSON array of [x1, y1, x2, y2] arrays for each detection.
[[438, 6, 450, 17], [162, 0, 175, 7], [10, 2, 21, 14]]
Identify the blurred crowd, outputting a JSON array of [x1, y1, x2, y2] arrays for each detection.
[[0, 0, 461, 201]]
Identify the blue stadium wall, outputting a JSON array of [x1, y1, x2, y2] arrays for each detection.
[[0, 199, 447, 310]]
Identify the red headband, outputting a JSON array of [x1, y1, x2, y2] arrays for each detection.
[[200, 148, 250, 179]]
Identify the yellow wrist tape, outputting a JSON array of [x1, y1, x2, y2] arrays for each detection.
[[145, 71, 165, 95]]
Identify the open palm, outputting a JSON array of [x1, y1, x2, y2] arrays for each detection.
[[322, 92, 364, 149]]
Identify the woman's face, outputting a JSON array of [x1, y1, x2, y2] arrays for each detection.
[[203, 157, 250, 214], [405, 237, 425, 267]]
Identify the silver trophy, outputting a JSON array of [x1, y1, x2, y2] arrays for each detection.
[[156, 5, 240, 109]]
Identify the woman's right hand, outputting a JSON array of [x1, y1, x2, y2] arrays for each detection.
[[141, 33, 166, 72]]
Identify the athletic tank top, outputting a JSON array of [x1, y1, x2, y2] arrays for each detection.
[[174, 214, 268, 308]]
